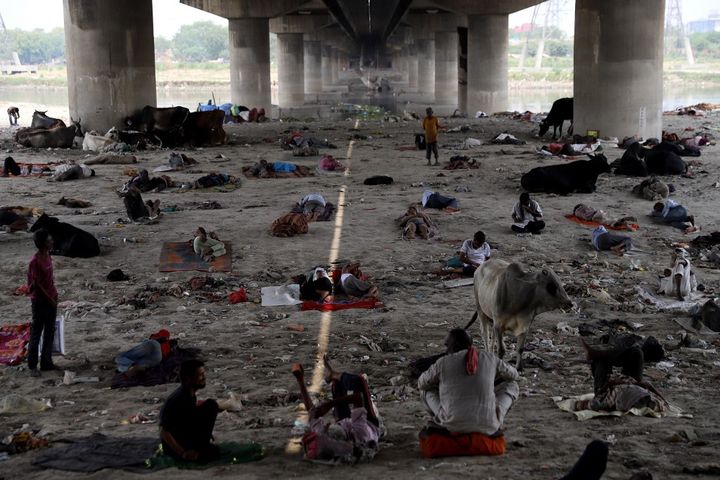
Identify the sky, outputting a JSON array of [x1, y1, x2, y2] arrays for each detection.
[[0, 0, 716, 37]]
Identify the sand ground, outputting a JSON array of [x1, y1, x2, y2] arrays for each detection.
[[1, 111, 719, 479]]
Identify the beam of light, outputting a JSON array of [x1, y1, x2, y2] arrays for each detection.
[[285, 134, 355, 455]]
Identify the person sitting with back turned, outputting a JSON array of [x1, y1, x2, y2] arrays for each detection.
[[159, 359, 241, 463], [193, 227, 226, 262], [418, 329, 519, 435], [591, 225, 632, 256], [511, 192, 545, 234]]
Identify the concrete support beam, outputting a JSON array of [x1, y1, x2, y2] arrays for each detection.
[[229, 18, 271, 111], [304, 40, 322, 95], [574, 0, 665, 139], [63, 0, 156, 132], [408, 45, 419, 91], [321, 44, 333, 88], [417, 38, 435, 99], [458, 27, 468, 113], [467, 14, 508, 114], [277, 32, 305, 107], [331, 47, 340, 84], [435, 31, 459, 106], [182, 0, 312, 19]]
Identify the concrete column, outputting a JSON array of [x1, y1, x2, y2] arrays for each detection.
[[304, 40, 322, 95], [417, 38, 435, 99], [458, 27, 467, 113], [408, 45, 419, 91], [435, 31, 459, 106], [467, 14, 508, 115], [331, 47, 339, 84], [277, 33, 305, 107], [63, 0, 156, 132], [229, 18, 271, 112], [574, 0, 665, 139], [321, 44, 333, 88]]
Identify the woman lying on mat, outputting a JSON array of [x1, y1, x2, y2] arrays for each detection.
[[336, 263, 379, 300], [573, 203, 637, 230], [193, 227, 227, 262]]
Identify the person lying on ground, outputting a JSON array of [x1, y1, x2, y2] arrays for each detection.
[[127, 169, 173, 192], [272, 161, 311, 177], [116, 329, 174, 375], [1, 156, 21, 176], [417, 328, 519, 435], [159, 359, 241, 463], [591, 226, 632, 256], [581, 334, 664, 394], [298, 267, 334, 303], [269, 211, 314, 237], [397, 205, 435, 239], [121, 187, 160, 221], [192, 173, 237, 189], [443, 231, 492, 276], [573, 203, 637, 229], [511, 192, 545, 234], [421, 190, 459, 212], [650, 199, 698, 233], [193, 227, 226, 262], [658, 248, 697, 300], [337, 263, 379, 299], [49, 163, 95, 182], [297, 193, 326, 214], [0, 207, 28, 232]]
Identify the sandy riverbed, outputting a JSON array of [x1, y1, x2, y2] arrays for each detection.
[[1, 110, 719, 479]]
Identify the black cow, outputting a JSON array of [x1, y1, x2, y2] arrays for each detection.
[[125, 106, 190, 133], [521, 153, 611, 195], [30, 214, 100, 258], [538, 98, 573, 139], [614, 142, 649, 177], [646, 142, 687, 175], [31, 111, 66, 129], [183, 110, 226, 146]]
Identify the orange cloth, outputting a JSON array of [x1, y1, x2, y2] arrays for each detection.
[[465, 345, 478, 375], [422, 116, 440, 143], [419, 429, 506, 458]]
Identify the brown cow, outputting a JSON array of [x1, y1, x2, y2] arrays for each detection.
[[15, 121, 81, 149], [184, 110, 226, 146]]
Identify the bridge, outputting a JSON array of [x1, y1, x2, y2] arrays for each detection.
[[63, 0, 665, 139]]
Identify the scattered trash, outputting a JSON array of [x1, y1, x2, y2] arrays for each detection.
[[62, 371, 100, 385], [0, 395, 52, 414]]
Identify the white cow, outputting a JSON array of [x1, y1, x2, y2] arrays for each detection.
[[467, 259, 573, 369], [82, 127, 118, 152]]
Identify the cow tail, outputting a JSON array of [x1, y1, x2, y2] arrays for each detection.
[[464, 311, 478, 330]]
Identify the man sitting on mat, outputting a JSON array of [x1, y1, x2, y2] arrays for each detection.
[[418, 329, 519, 435], [159, 359, 241, 463], [193, 227, 227, 262]]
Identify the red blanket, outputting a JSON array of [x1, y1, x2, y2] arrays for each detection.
[[300, 298, 383, 311], [0, 323, 31, 366], [564, 214, 640, 231]]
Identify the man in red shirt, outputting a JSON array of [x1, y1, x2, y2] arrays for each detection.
[[27, 229, 58, 376]]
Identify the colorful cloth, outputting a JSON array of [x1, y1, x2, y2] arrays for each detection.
[[300, 298, 383, 311], [0, 323, 31, 366]]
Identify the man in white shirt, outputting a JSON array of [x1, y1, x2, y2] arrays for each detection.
[[511, 192, 545, 234], [443, 231, 491, 277], [50, 163, 95, 182], [418, 329, 519, 435]]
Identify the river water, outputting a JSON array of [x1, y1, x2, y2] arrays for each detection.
[[1, 84, 719, 119]]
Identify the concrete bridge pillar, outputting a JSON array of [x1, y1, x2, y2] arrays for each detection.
[[331, 47, 340, 84], [321, 44, 333, 88], [417, 37, 435, 100], [467, 14, 508, 115], [304, 40, 322, 95], [408, 45, 419, 91], [229, 18, 271, 112], [277, 33, 305, 107], [435, 31, 459, 107], [63, 0, 156, 132], [574, 0, 665, 139]]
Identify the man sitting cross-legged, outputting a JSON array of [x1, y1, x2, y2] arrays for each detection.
[[418, 329, 519, 435], [159, 359, 241, 463]]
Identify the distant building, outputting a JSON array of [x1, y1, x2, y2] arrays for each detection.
[[687, 10, 720, 33]]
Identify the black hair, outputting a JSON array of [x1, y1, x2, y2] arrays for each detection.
[[641, 336, 665, 363], [315, 277, 333, 293], [33, 229, 51, 250], [520, 192, 530, 203], [447, 328, 472, 353], [473, 231, 486, 243], [180, 359, 204, 380]]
